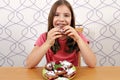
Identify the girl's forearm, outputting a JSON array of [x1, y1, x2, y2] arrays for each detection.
[[26, 42, 51, 68], [76, 38, 96, 67]]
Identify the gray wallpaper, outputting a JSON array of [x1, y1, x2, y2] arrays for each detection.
[[0, 0, 120, 66]]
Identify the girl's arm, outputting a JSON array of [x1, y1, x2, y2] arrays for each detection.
[[76, 37, 96, 68], [25, 42, 51, 68], [63, 26, 96, 67], [26, 27, 62, 68]]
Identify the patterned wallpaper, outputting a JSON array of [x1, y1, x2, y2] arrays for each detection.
[[0, 0, 120, 66]]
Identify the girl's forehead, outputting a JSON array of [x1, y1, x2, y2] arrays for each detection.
[[56, 5, 71, 13]]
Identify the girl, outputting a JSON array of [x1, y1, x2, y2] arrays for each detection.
[[26, 0, 96, 68]]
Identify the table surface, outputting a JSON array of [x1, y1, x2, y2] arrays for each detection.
[[0, 66, 120, 80]]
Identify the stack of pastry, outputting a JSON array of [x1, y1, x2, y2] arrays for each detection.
[[44, 60, 76, 80]]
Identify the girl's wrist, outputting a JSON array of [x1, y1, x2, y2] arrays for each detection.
[[76, 37, 82, 43], [44, 41, 52, 48], [75, 34, 81, 42]]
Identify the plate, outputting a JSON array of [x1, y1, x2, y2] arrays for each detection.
[[42, 61, 76, 80]]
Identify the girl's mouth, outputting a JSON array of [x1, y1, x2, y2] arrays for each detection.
[[56, 23, 66, 27]]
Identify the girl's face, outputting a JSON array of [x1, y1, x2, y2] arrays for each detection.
[[53, 5, 72, 29]]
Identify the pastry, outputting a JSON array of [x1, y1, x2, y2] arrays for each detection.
[[43, 60, 76, 80], [45, 71, 58, 80], [45, 62, 54, 71], [63, 68, 76, 78], [55, 67, 66, 76]]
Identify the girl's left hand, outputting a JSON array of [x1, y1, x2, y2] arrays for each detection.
[[63, 25, 80, 41]]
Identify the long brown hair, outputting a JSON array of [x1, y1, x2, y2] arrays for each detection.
[[47, 0, 79, 53]]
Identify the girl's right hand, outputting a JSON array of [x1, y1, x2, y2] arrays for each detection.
[[45, 27, 62, 46]]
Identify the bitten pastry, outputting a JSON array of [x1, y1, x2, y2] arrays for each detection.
[[59, 29, 65, 34]]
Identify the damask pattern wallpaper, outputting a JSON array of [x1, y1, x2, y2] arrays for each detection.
[[0, 0, 120, 66]]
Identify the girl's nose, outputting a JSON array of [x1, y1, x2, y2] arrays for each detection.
[[59, 16, 65, 21]]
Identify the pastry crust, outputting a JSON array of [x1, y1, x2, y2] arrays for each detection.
[[45, 71, 58, 80], [64, 71, 76, 78], [55, 68, 67, 76]]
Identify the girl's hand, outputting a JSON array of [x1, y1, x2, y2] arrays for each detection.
[[46, 27, 62, 46], [63, 25, 80, 41]]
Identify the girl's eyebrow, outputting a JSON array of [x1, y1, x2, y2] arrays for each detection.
[[55, 12, 71, 16], [64, 13, 71, 14], [55, 11, 71, 14], [58, 12, 71, 15]]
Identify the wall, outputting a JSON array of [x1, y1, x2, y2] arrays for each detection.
[[0, 0, 120, 66]]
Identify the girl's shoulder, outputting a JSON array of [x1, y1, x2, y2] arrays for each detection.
[[40, 32, 47, 38], [38, 32, 47, 41], [34, 32, 47, 46]]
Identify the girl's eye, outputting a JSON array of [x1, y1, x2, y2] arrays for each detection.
[[54, 13, 59, 16], [64, 14, 70, 17], [54, 13, 71, 17]]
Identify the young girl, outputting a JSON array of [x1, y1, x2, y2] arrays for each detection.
[[26, 0, 96, 68]]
